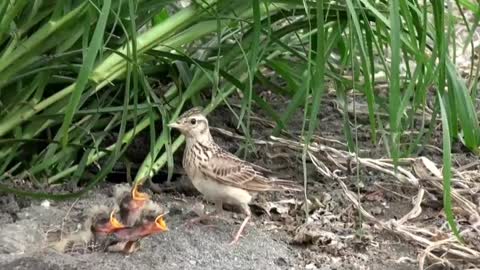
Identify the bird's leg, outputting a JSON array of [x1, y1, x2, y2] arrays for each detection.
[[229, 204, 251, 245], [215, 199, 224, 214], [185, 200, 225, 227]]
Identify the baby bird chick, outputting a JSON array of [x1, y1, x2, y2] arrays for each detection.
[[114, 183, 150, 226], [106, 200, 168, 254], [51, 205, 124, 254]]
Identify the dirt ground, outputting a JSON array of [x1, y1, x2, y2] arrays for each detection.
[[0, 183, 417, 270], [0, 185, 302, 270], [0, 98, 478, 270]]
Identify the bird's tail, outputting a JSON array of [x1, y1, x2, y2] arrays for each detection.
[[269, 177, 303, 192]]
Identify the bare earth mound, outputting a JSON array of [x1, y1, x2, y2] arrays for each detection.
[[0, 188, 299, 270]]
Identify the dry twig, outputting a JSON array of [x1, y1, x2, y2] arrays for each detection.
[[214, 126, 480, 268]]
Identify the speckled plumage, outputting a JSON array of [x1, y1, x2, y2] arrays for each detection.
[[168, 107, 301, 244]]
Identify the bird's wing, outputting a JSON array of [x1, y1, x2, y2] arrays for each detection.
[[198, 149, 284, 192]]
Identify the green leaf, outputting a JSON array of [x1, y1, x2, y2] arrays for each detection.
[[59, 0, 112, 146], [389, 0, 401, 163], [438, 92, 464, 243]]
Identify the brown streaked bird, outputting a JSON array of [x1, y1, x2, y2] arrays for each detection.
[[50, 205, 125, 253], [168, 107, 301, 244], [105, 200, 169, 254], [114, 183, 150, 227]]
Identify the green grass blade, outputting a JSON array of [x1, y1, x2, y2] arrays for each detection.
[[58, 0, 112, 146], [438, 92, 464, 242], [306, 0, 325, 142], [446, 60, 480, 151], [389, 0, 401, 162], [345, 0, 376, 142]]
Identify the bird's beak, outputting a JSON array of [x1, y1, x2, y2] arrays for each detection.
[[94, 210, 125, 233], [131, 183, 149, 201], [154, 215, 169, 231], [167, 121, 181, 129], [109, 210, 125, 229]]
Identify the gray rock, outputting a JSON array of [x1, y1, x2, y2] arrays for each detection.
[[0, 222, 42, 255]]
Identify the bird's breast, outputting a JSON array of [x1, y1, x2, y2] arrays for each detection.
[[190, 174, 252, 206], [182, 142, 252, 206]]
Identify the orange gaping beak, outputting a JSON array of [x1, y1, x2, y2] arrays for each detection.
[[154, 214, 168, 232], [130, 214, 168, 239], [132, 183, 149, 201], [94, 210, 125, 233], [109, 210, 125, 229]]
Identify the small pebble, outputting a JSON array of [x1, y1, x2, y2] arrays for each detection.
[[370, 206, 383, 215], [275, 257, 288, 266], [41, 200, 50, 209]]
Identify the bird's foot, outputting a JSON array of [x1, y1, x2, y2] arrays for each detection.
[[228, 234, 244, 245], [228, 215, 250, 245]]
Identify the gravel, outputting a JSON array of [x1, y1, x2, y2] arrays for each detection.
[[0, 186, 299, 270]]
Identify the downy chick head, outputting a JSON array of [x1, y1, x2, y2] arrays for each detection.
[[135, 200, 169, 235], [86, 205, 124, 234], [106, 201, 168, 245], [114, 183, 150, 226]]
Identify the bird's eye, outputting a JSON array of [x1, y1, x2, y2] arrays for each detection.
[[190, 118, 197, 125]]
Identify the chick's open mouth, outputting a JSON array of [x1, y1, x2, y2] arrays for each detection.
[[109, 210, 125, 229], [132, 184, 149, 201], [155, 215, 168, 231]]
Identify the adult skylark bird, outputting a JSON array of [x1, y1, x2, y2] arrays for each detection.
[[168, 107, 301, 244]]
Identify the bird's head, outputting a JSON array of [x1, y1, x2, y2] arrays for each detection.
[[168, 107, 211, 142], [114, 184, 149, 215], [136, 200, 169, 234], [87, 205, 125, 234]]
